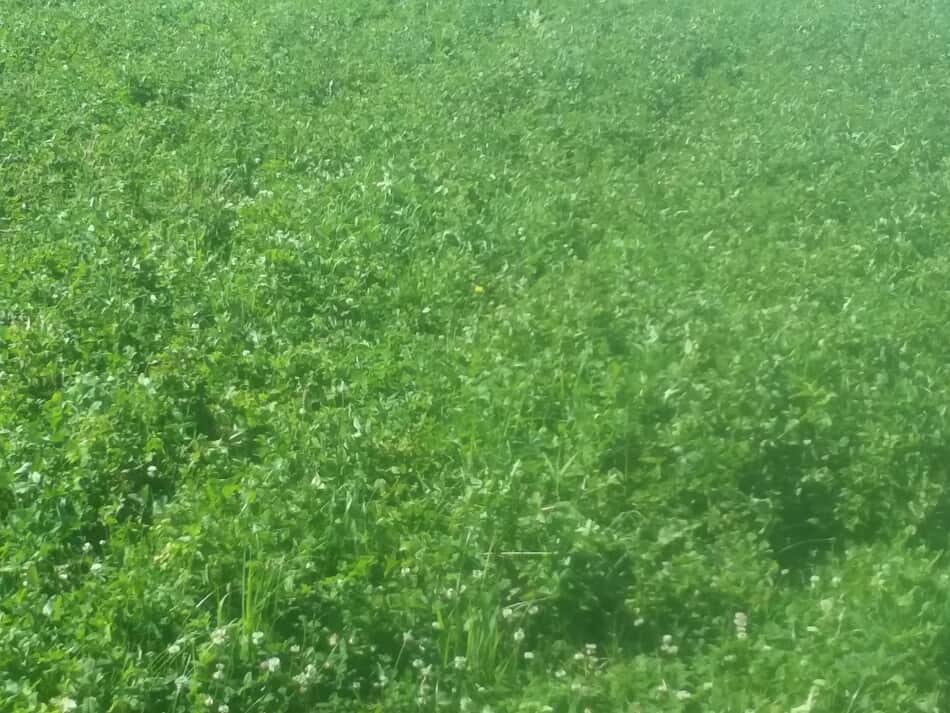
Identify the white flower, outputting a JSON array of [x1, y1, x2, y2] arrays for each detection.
[[261, 656, 280, 672], [289, 644, 301, 653], [585, 643, 597, 655], [453, 656, 467, 670], [523, 651, 535, 660], [204, 696, 214, 706], [59, 699, 78, 713], [211, 627, 227, 645], [676, 689, 692, 701], [501, 606, 514, 620], [251, 630, 264, 645], [174, 675, 189, 691], [513, 628, 525, 643], [734, 612, 748, 629], [218, 706, 230, 713], [82, 542, 93, 553], [167, 643, 181, 655]]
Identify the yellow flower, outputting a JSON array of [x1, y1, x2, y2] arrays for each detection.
[[474, 284, 485, 295]]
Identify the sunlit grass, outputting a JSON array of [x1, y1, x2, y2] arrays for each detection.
[[2, 0, 950, 711]]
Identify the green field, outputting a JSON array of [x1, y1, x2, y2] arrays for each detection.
[[3, 0, 950, 710]]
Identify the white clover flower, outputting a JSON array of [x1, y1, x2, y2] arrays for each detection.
[[204, 696, 214, 706], [453, 656, 467, 670], [528, 604, 539, 615], [218, 705, 230, 713], [502, 606, 514, 620], [676, 689, 692, 701], [59, 698, 78, 713], [213, 669, 224, 681], [82, 542, 93, 553], [523, 651, 535, 660], [734, 612, 748, 629], [513, 628, 525, 643], [167, 643, 181, 655], [174, 675, 189, 691], [260, 656, 280, 672], [585, 643, 597, 656], [211, 627, 227, 645], [251, 630, 264, 645], [412, 658, 425, 669]]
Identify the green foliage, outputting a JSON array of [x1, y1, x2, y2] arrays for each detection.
[[2, 0, 950, 710]]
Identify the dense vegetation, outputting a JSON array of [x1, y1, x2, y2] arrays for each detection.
[[3, 0, 950, 710]]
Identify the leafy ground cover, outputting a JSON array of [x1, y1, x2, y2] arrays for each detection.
[[2, 0, 950, 710]]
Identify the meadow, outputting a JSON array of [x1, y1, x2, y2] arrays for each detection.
[[2, 0, 950, 710]]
